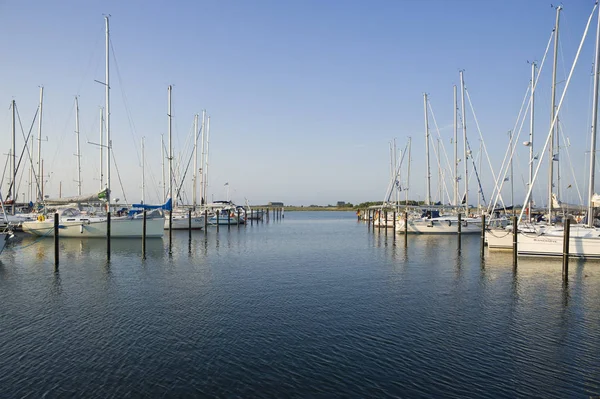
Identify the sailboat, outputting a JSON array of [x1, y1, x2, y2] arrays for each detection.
[[21, 16, 165, 238], [515, 3, 600, 257]]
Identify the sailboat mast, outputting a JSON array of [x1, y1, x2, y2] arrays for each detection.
[[99, 106, 104, 191], [193, 113, 198, 209], [587, 5, 600, 228], [548, 6, 561, 221], [141, 137, 146, 204], [453, 84, 458, 207], [204, 116, 211, 203], [161, 134, 166, 201], [105, 15, 111, 211], [75, 96, 82, 195], [200, 110, 206, 205], [406, 137, 411, 207], [423, 93, 431, 206], [460, 70, 468, 214], [528, 62, 536, 219], [11, 100, 15, 215], [168, 85, 173, 205], [37, 86, 43, 202]]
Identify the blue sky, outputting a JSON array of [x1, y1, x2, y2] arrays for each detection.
[[1, 0, 599, 207]]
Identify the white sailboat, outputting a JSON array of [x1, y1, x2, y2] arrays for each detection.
[[22, 16, 165, 238], [516, 3, 600, 257]]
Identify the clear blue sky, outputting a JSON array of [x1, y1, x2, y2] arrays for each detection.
[[1, 0, 598, 207]]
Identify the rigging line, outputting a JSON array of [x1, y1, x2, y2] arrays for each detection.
[[10, 105, 41, 202], [463, 137, 486, 206], [427, 101, 454, 204], [518, 2, 597, 225], [110, 38, 142, 168], [175, 120, 204, 205], [558, 119, 584, 205], [110, 149, 128, 206]]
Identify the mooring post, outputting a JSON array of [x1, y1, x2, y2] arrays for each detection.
[[168, 209, 173, 255], [480, 214, 486, 258], [404, 211, 408, 235], [216, 211, 220, 232], [393, 211, 396, 230], [237, 208, 241, 228], [107, 212, 111, 260], [188, 209, 192, 239], [384, 210, 388, 235], [457, 213, 462, 250], [512, 216, 518, 266], [54, 213, 59, 267], [562, 218, 570, 280], [141, 210, 147, 259], [251, 209, 254, 225], [228, 210, 231, 230], [204, 209, 208, 231]]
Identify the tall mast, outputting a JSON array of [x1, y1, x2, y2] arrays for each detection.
[[11, 100, 16, 214], [438, 138, 442, 203], [528, 62, 536, 219], [204, 115, 211, 203], [141, 136, 146, 204], [105, 15, 111, 211], [548, 6, 561, 220], [423, 93, 431, 206], [161, 134, 166, 201], [37, 86, 43, 202], [168, 85, 173, 204], [406, 137, 412, 207], [200, 110, 206, 205], [99, 106, 104, 191], [453, 84, 458, 207], [587, 4, 600, 228], [460, 70, 468, 214], [75, 96, 82, 195], [193, 113, 198, 209]]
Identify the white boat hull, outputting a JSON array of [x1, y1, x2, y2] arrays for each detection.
[[396, 217, 482, 234], [22, 216, 165, 238], [164, 214, 205, 230], [518, 226, 600, 258]]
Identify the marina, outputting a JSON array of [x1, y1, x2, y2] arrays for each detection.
[[1, 211, 600, 397]]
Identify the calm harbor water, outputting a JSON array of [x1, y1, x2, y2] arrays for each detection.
[[1, 211, 599, 398]]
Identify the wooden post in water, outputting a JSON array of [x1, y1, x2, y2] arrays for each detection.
[[393, 211, 396, 230], [480, 214, 486, 258], [216, 211, 220, 232], [142, 210, 147, 259], [237, 208, 241, 228], [204, 209, 208, 231], [457, 213, 462, 250], [404, 211, 408, 235], [188, 209, 192, 239], [228, 210, 231, 230], [107, 212, 111, 260], [384, 210, 388, 235], [168, 209, 173, 255], [512, 216, 518, 266], [562, 218, 570, 280], [251, 209, 254, 225], [54, 213, 59, 267]]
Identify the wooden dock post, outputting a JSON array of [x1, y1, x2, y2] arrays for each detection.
[[480, 214, 486, 258], [512, 216, 518, 266], [107, 212, 111, 260], [228, 210, 231, 229], [188, 209, 192, 238], [168, 208, 173, 255], [204, 209, 208, 231], [384, 210, 388, 235], [251, 209, 254, 225], [562, 218, 570, 280], [142, 210, 147, 259], [237, 208, 241, 228], [216, 211, 220, 232], [404, 211, 408, 235], [54, 213, 59, 267], [457, 213, 462, 250]]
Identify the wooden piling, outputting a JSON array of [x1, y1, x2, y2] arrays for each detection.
[[168, 209, 173, 255], [228, 210, 231, 229], [216, 211, 220, 232], [204, 209, 208, 231], [142, 210, 147, 259], [54, 213, 59, 267], [480, 214, 486, 258], [404, 211, 408, 235], [512, 216, 518, 265], [384, 210, 388, 235], [251, 209, 254, 225], [107, 212, 111, 260], [188, 209, 192, 238], [237, 208, 241, 228], [457, 213, 462, 250], [562, 218, 570, 280]]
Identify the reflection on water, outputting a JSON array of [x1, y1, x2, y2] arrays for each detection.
[[1, 212, 599, 398]]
